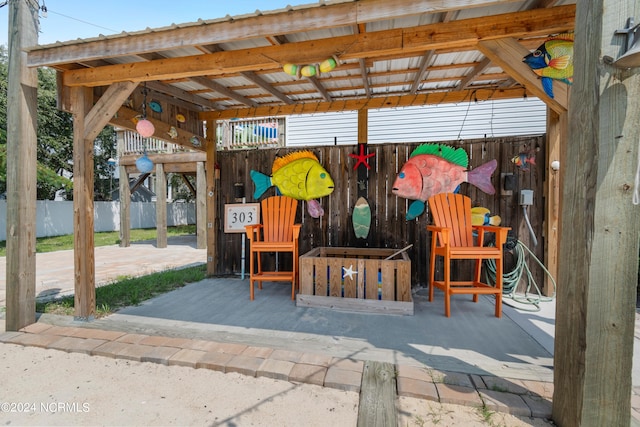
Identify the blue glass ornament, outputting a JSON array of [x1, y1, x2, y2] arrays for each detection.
[[136, 154, 154, 174]]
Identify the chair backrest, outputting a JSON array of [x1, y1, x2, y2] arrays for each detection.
[[428, 193, 474, 247], [261, 196, 298, 242]]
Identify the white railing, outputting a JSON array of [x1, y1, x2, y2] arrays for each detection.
[[120, 117, 286, 154], [217, 117, 285, 150], [121, 131, 187, 155]]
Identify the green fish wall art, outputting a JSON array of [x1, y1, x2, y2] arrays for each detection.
[[250, 150, 334, 218], [523, 32, 574, 99]]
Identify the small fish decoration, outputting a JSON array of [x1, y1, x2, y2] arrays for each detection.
[[392, 143, 497, 220], [471, 207, 501, 226], [167, 126, 178, 139], [250, 151, 334, 218], [523, 32, 574, 99], [511, 151, 536, 171]]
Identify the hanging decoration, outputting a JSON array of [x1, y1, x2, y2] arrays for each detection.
[[135, 84, 155, 138], [283, 55, 339, 79], [391, 143, 497, 220], [522, 32, 574, 99], [135, 84, 154, 174]]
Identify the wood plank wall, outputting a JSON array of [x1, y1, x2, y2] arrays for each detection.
[[214, 135, 547, 294]]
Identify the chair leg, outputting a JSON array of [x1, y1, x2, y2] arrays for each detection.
[[256, 252, 263, 290], [444, 256, 451, 317], [429, 250, 437, 302], [249, 251, 255, 301], [472, 258, 481, 303], [291, 251, 297, 300], [495, 256, 503, 318]]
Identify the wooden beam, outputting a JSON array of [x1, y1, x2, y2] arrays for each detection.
[[28, 0, 520, 67], [5, 0, 38, 331], [110, 106, 207, 152], [145, 81, 220, 110], [191, 76, 258, 108], [155, 162, 167, 248], [359, 58, 371, 98], [119, 151, 206, 165], [454, 57, 492, 91], [71, 86, 96, 320], [307, 76, 333, 102], [241, 71, 293, 105], [196, 162, 207, 250], [84, 81, 137, 141], [60, 6, 575, 87], [206, 120, 217, 276], [201, 87, 533, 120], [552, 1, 640, 424], [410, 51, 435, 94], [477, 38, 569, 113]]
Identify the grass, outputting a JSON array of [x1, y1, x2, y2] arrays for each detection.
[[0, 225, 196, 257], [1, 225, 202, 318], [35, 264, 207, 317]]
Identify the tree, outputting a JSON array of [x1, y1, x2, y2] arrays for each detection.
[[1, 46, 116, 200]]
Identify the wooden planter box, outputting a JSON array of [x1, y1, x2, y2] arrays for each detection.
[[297, 247, 413, 315]]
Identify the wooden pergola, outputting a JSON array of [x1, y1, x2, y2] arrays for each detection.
[[6, 1, 640, 424]]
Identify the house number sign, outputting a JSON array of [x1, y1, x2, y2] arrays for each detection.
[[224, 203, 260, 233]]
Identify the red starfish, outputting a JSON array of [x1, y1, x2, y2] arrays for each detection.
[[349, 144, 375, 170]]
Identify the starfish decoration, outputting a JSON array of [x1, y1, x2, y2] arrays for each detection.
[[342, 265, 357, 280], [349, 144, 375, 170]]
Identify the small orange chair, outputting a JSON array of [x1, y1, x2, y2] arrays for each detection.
[[427, 193, 510, 317], [245, 196, 301, 300]]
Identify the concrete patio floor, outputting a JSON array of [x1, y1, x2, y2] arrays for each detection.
[[1, 235, 639, 423]]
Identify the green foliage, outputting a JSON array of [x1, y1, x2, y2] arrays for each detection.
[[0, 225, 196, 256], [36, 264, 206, 317], [0, 47, 117, 200]]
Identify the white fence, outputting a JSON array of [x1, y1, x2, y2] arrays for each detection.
[[0, 201, 196, 241]]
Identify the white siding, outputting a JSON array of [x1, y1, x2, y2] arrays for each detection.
[[286, 98, 547, 146]]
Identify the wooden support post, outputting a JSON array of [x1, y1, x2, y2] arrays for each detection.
[[119, 164, 131, 247], [196, 161, 207, 249], [543, 109, 564, 296], [155, 163, 167, 248], [5, 0, 39, 330], [553, 1, 640, 425], [117, 131, 130, 247], [206, 120, 217, 276], [71, 86, 96, 320]]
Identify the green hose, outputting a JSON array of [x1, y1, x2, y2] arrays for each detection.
[[484, 239, 557, 312]]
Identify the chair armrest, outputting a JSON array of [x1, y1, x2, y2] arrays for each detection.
[[427, 225, 450, 246], [292, 224, 301, 240], [473, 225, 510, 246], [245, 224, 262, 242]]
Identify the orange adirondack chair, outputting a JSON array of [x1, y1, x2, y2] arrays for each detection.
[[427, 193, 510, 317], [245, 196, 301, 300]]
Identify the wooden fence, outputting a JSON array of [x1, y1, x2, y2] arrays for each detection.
[[214, 135, 547, 294]]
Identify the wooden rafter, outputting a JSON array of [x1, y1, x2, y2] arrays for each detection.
[[477, 37, 569, 112], [454, 57, 492, 91], [201, 87, 532, 120], [410, 51, 435, 94], [190, 76, 257, 108], [28, 0, 517, 67], [242, 71, 294, 105], [59, 6, 576, 88], [306, 76, 333, 102]]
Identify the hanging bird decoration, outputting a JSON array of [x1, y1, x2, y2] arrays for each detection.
[[250, 151, 334, 218], [392, 143, 497, 220], [523, 32, 574, 99]]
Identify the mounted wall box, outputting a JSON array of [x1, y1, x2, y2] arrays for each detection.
[[520, 189, 534, 206], [501, 173, 515, 196]]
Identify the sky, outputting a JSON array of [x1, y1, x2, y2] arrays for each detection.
[[0, 0, 311, 47]]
